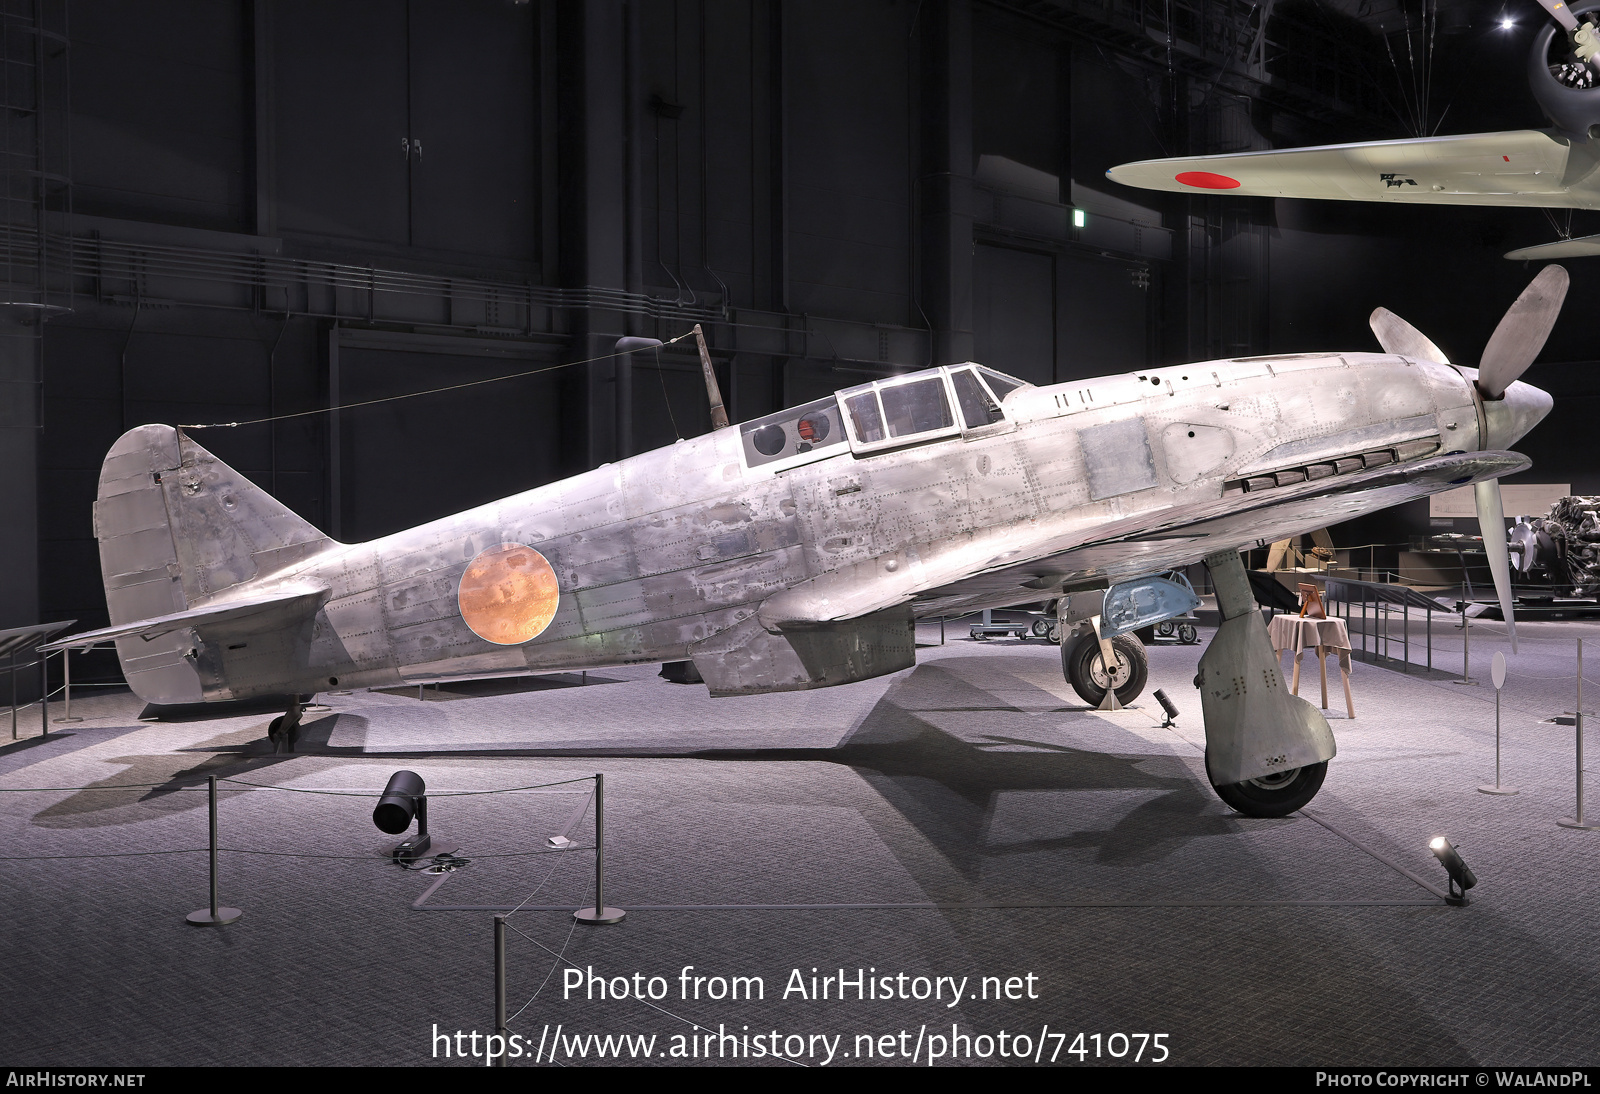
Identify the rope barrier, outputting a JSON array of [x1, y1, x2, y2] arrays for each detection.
[[2, 842, 592, 864], [0, 775, 597, 795], [219, 774, 597, 796]]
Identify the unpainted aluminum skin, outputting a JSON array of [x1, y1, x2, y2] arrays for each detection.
[[66, 354, 1539, 717]]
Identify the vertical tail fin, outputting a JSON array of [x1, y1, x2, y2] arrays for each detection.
[[95, 425, 331, 624], [94, 425, 331, 704]]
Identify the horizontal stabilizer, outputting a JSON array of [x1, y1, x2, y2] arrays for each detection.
[[42, 585, 328, 651]]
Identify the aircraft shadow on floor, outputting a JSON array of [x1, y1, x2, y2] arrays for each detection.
[[24, 661, 1262, 877]]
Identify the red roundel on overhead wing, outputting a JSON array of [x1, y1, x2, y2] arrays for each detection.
[[1175, 170, 1242, 189]]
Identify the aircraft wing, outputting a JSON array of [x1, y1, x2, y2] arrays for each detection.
[[1504, 232, 1600, 259], [40, 585, 329, 651], [1105, 129, 1587, 208], [795, 449, 1527, 621]]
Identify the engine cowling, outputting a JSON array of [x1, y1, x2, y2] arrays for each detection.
[[1531, 2, 1600, 138]]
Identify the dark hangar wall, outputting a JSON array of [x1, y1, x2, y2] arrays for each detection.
[[3, 0, 1586, 686]]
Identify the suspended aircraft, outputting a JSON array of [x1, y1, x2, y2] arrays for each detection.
[[43, 270, 1566, 818], [1105, 1, 1600, 260]]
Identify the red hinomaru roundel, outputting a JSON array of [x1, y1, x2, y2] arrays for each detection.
[[458, 542, 560, 645]]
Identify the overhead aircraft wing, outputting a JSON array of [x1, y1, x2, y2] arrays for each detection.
[[41, 585, 329, 651], [1105, 129, 1585, 208]]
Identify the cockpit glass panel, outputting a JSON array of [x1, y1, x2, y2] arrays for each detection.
[[844, 391, 886, 443], [739, 396, 848, 468], [978, 368, 1024, 400], [951, 368, 1004, 428], [881, 377, 953, 438]]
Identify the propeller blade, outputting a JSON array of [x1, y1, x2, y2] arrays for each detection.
[[1369, 308, 1450, 363], [1476, 479, 1519, 654], [1478, 265, 1569, 398], [1533, 0, 1581, 32]]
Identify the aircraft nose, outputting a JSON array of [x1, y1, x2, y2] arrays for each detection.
[[1482, 380, 1553, 451]]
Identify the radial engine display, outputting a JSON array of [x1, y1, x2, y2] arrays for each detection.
[[1510, 496, 1600, 596]]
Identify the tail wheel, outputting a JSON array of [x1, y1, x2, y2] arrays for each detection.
[[1211, 761, 1328, 818], [1061, 632, 1148, 707]]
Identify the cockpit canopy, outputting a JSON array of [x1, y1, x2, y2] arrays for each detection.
[[737, 363, 1028, 470], [838, 364, 1026, 453]]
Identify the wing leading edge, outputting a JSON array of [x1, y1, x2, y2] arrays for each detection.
[[908, 449, 1529, 617]]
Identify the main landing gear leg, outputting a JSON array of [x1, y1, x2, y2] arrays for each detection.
[[1195, 550, 1336, 817], [268, 696, 307, 755]]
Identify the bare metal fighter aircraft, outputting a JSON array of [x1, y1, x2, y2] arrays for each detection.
[[46, 269, 1566, 818], [1106, 1, 1600, 260]]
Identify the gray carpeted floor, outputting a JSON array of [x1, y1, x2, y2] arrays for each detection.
[[2, 617, 1596, 1067]]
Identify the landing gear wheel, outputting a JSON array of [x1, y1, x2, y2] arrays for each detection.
[[1061, 633, 1148, 707], [1177, 623, 1199, 645], [1211, 761, 1328, 818], [267, 716, 285, 742]]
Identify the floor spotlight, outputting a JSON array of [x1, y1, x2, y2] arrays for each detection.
[[1429, 836, 1477, 904], [1153, 688, 1180, 728], [374, 770, 432, 863]]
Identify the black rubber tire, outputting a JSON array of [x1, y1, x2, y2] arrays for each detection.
[[1046, 622, 1062, 645], [267, 715, 284, 741], [1177, 623, 1199, 645], [1061, 632, 1149, 706], [1030, 618, 1051, 638], [1155, 621, 1175, 637], [1211, 761, 1328, 818]]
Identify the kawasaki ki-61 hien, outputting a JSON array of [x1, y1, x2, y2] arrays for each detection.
[[46, 269, 1568, 819]]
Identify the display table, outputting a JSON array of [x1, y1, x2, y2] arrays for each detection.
[[1267, 615, 1355, 718]]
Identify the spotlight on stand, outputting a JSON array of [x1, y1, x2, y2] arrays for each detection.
[[374, 770, 431, 864], [1153, 688, 1180, 728], [1429, 836, 1477, 905]]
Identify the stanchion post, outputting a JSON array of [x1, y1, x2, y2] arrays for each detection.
[[187, 775, 243, 925], [493, 914, 507, 1068], [39, 644, 47, 735], [574, 773, 625, 924], [1453, 607, 1475, 685], [1560, 637, 1598, 829], [54, 649, 82, 724]]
